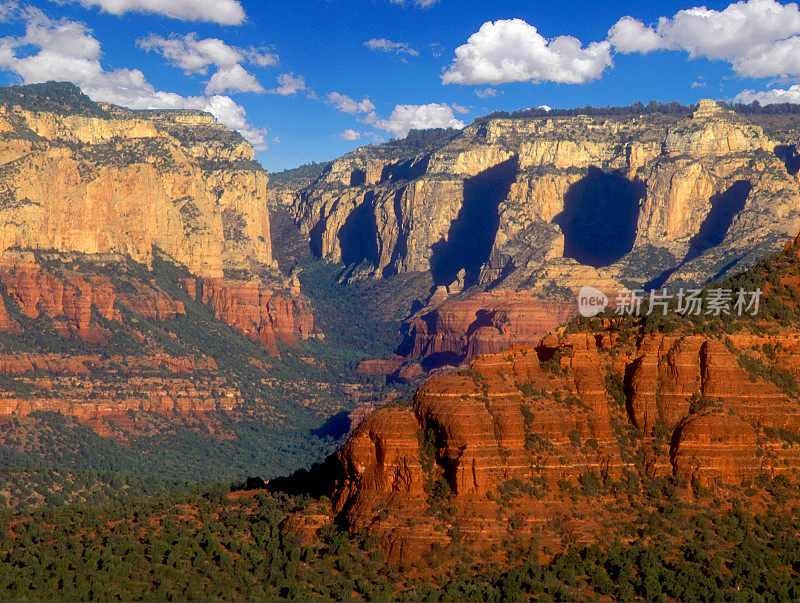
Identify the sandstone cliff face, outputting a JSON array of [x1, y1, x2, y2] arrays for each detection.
[[0, 351, 240, 438], [0, 84, 327, 438], [0, 84, 273, 279], [0, 252, 183, 344], [293, 102, 799, 296], [193, 278, 317, 356], [332, 326, 800, 563], [0, 250, 320, 434], [399, 291, 576, 368], [0, 84, 320, 356]]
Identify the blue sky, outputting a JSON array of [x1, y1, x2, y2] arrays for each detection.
[[1, 0, 799, 171]]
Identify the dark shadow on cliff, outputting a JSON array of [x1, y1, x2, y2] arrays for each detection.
[[623, 359, 641, 431], [683, 180, 751, 264], [349, 169, 366, 186], [381, 157, 430, 183], [429, 156, 519, 287], [338, 194, 379, 266], [309, 219, 325, 258], [420, 351, 463, 372], [310, 410, 352, 440], [775, 144, 800, 176], [268, 205, 315, 273], [554, 168, 644, 268]]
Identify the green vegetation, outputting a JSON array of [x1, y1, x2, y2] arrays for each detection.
[[0, 249, 402, 482], [477, 98, 800, 125], [0, 468, 192, 512], [604, 372, 626, 410], [268, 161, 331, 187], [384, 128, 459, 151], [737, 352, 800, 397], [296, 260, 404, 356], [0, 479, 797, 600], [0, 81, 105, 117]]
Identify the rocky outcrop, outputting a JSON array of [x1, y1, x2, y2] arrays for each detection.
[[0, 248, 321, 435], [0, 252, 183, 344], [0, 83, 274, 279], [400, 291, 576, 368], [328, 321, 800, 562], [0, 352, 240, 438], [193, 278, 317, 355], [0, 83, 328, 439], [0, 251, 317, 353], [287, 102, 800, 371]]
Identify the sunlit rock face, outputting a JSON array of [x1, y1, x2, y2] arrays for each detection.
[[328, 229, 800, 563], [0, 83, 274, 279], [291, 100, 799, 291]]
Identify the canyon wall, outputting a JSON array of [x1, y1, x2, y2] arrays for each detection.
[[293, 100, 799, 292], [291, 101, 800, 366], [0, 83, 273, 279], [0, 83, 321, 433]]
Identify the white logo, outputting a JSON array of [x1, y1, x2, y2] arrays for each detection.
[[578, 286, 608, 318]]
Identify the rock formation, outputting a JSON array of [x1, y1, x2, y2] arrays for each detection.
[[0, 82, 273, 279], [317, 234, 800, 564], [193, 277, 317, 356], [287, 101, 800, 366]]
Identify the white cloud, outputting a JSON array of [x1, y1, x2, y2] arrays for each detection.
[[733, 36, 800, 78], [607, 16, 662, 54], [657, 0, 800, 60], [58, 0, 246, 25], [327, 91, 374, 114], [364, 103, 465, 138], [609, 0, 800, 78], [269, 73, 307, 96], [475, 87, 498, 98], [205, 64, 264, 94], [442, 18, 613, 85], [364, 38, 419, 56], [138, 33, 279, 75], [137, 33, 241, 74], [340, 128, 361, 141], [734, 84, 800, 105], [245, 48, 279, 67], [451, 103, 469, 114], [0, 8, 268, 149], [138, 33, 269, 94], [0, 1, 17, 22]]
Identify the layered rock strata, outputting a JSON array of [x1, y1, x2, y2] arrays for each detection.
[[0, 83, 274, 279], [291, 101, 800, 366], [0, 352, 240, 437], [294, 101, 798, 290]]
